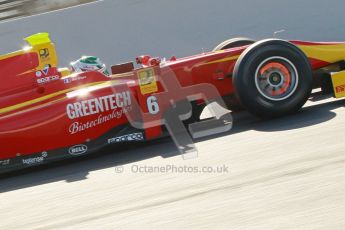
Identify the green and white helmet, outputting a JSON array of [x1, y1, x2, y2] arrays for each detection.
[[70, 56, 109, 76]]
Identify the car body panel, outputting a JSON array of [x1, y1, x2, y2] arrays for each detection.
[[1, 33, 345, 173]]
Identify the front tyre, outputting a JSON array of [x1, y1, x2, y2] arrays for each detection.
[[233, 39, 313, 118]]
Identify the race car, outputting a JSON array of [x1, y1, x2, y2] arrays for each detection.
[[1, 32, 345, 173]]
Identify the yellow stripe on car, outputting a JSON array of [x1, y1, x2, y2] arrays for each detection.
[[203, 55, 240, 66], [0, 81, 109, 115], [298, 44, 345, 63]]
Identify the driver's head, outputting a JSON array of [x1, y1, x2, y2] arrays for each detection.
[[70, 56, 109, 76]]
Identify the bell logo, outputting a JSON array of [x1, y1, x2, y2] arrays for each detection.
[[68, 145, 88, 156]]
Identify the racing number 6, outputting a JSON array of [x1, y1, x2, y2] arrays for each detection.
[[147, 95, 160, 115]]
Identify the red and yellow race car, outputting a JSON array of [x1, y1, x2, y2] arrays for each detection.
[[1, 33, 345, 173]]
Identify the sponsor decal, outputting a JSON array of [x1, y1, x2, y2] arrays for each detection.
[[66, 91, 132, 134], [36, 65, 59, 84], [137, 68, 158, 95], [0, 159, 10, 166], [22, 152, 48, 166], [35, 71, 42, 77], [66, 91, 131, 120], [36, 65, 50, 78], [68, 145, 88, 156], [37, 75, 59, 84], [336, 84, 345, 93], [64, 78, 72, 84], [108, 132, 144, 144], [39, 48, 50, 61], [63, 75, 87, 84], [42, 65, 49, 75], [69, 106, 132, 134]]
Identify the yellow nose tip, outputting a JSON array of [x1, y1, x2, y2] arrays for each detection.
[[24, 32, 51, 46]]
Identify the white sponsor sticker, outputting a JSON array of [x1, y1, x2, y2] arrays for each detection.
[[63, 75, 86, 84], [68, 106, 132, 134], [0, 159, 10, 166], [22, 152, 48, 165], [66, 91, 132, 120], [37, 75, 59, 84], [108, 133, 144, 144], [68, 145, 88, 156]]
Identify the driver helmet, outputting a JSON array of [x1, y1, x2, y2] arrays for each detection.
[[70, 56, 109, 76]]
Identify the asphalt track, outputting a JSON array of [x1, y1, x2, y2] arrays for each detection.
[[0, 93, 344, 230]]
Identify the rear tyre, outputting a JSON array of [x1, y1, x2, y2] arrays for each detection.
[[213, 37, 255, 51], [233, 39, 313, 118]]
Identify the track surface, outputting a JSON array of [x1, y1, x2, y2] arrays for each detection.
[[1, 94, 345, 229]]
